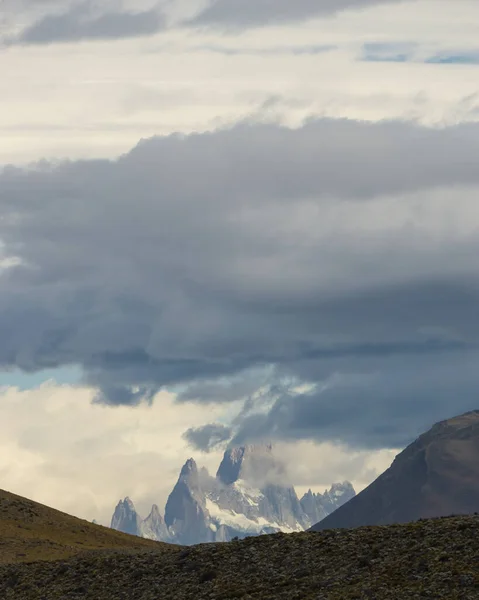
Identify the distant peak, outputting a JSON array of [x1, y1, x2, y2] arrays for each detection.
[[328, 481, 355, 498], [180, 458, 198, 477], [330, 481, 354, 491], [145, 504, 163, 523], [216, 443, 282, 485], [118, 497, 136, 511]]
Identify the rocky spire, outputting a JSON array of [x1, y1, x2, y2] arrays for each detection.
[[164, 457, 210, 544], [216, 444, 281, 485], [110, 497, 142, 536]]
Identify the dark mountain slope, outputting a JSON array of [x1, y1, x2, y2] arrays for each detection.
[[311, 410, 479, 531]]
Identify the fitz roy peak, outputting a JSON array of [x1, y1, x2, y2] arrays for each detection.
[[110, 444, 355, 545]]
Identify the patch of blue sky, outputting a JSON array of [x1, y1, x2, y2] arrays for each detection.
[[360, 41, 417, 63], [0, 365, 82, 389], [425, 52, 479, 65], [362, 53, 410, 62]]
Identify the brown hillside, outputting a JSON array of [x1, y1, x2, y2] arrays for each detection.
[[311, 410, 479, 532], [0, 488, 174, 564]]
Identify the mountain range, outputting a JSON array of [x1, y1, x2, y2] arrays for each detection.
[[111, 443, 355, 544]]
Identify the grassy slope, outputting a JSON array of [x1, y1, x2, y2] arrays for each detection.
[[0, 488, 173, 564]]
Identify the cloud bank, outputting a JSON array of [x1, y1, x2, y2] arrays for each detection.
[[189, 0, 404, 29], [2, 118, 479, 448], [6, 3, 165, 45]]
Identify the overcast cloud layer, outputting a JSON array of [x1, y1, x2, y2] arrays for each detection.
[[2, 118, 479, 449], [5, 3, 166, 45], [190, 0, 403, 28], [3, 0, 406, 44]]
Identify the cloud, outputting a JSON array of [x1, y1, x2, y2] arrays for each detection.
[[176, 368, 272, 404], [228, 349, 479, 450], [183, 423, 233, 452], [2, 118, 479, 447], [6, 2, 165, 45], [190, 44, 337, 56], [188, 0, 403, 29]]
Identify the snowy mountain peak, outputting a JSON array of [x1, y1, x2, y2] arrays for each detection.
[[110, 445, 356, 545]]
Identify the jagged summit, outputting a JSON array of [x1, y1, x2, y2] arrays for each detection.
[[216, 443, 282, 486], [180, 458, 198, 476], [330, 481, 355, 497], [146, 504, 161, 519], [110, 497, 142, 536], [111, 443, 355, 545], [311, 410, 479, 531]]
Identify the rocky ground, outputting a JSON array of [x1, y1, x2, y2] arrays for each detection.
[[0, 514, 478, 599]]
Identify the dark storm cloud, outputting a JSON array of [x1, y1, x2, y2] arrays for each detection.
[[176, 371, 268, 404], [6, 2, 165, 45], [2, 118, 479, 447], [188, 0, 403, 29], [183, 423, 233, 452], [229, 349, 479, 450]]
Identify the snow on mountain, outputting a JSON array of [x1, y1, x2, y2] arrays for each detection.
[[110, 445, 356, 545]]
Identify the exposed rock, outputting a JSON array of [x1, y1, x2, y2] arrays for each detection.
[[110, 497, 142, 537], [111, 444, 355, 544], [300, 481, 356, 523], [141, 504, 171, 542], [216, 444, 283, 486]]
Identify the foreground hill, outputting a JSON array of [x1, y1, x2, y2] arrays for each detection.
[[0, 515, 478, 599], [312, 410, 479, 532], [0, 488, 170, 564]]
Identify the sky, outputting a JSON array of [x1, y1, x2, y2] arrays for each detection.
[[0, 0, 479, 526]]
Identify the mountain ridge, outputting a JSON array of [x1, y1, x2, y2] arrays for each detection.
[[111, 443, 355, 544], [311, 409, 479, 531]]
